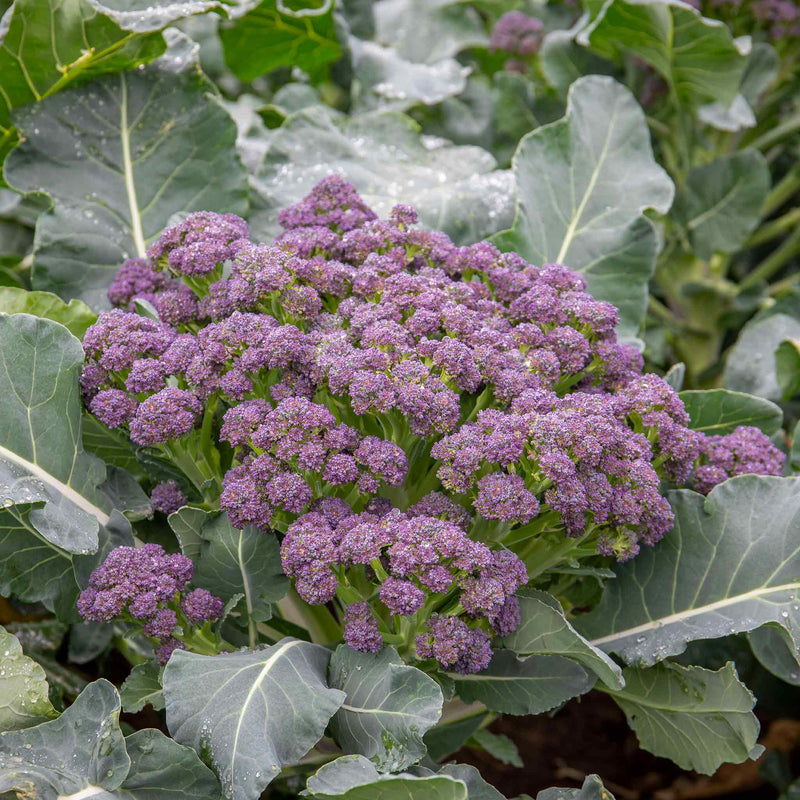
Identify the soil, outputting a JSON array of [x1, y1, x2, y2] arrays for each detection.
[[453, 691, 796, 799]]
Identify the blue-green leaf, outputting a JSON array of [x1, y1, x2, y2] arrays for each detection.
[[492, 76, 674, 339], [0, 626, 56, 732], [5, 38, 248, 308], [678, 388, 783, 435], [328, 645, 443, 772], [578, 477, 800, 666], [450, 650, 595, 715], [0, 680, 130, 798], [163, 641, 345, 800], [502, 588, 623, 690], [606, 662, 761, 775]]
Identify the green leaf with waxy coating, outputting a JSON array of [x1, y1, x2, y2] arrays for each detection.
[[4, 42, 248, 308], [492, 76, 674, 339], [539, 30, 617, 97], [220, 0, 341, 82], [372, 0, 487, 65], [501, 588, 623, 690], [537, 775, 615, 800], [303, 755, 469, 800], [423, 711, 488, 762], [577, 0, 746, 107], [606, 662, 761, 775], [678, 388, 783, 435], [673, 151, 770, 261], [0, 289, 96, 338], [748, 624, 800, 686], [450, 650, 595, 715], [724, 314, 800, 400], [328, 645, 443, 772], [577, 477, 800, 666], [120, 662, 164, 713], [119, 728, 221, 800], [163, 640, 345, 800], [0, 679, 130, 799], [0, 626, 56, 732], [0, 315, 140, 601], [0, 0, 223, 165], [776, 339, 800, 401], [468, 730, 522, 768], [403, 764, 504, 800], [169, 508, 288, 624], [249, 105, 515, 247]]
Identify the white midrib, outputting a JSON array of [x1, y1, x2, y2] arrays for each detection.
[[0, 442, 110, 527], [119, 75, 147, 259], [589, 580, 800, 647], [230, 640, 302, 776], [340, 703, 413, 717], [556, 105, 618, 264], [59, 786, 109, 800]]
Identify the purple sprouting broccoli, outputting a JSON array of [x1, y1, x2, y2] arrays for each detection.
[[85, 177, 790, 674], [78, 544, 223, 665], [489, 11, 544, 72], [693, 426, 786, 494], [280, 505, 527, 672], [148, 211, 249, 278], [151, 480, 187, 515]]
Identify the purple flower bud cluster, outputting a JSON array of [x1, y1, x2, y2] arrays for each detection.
[[150, 480, 187, 514], [489, 11, 544, 72], [281, 502, 527, 672], [219, 397, 407, 528], [77, 544, 223, 664], [87, 176, 787, 571], [148, 211, 249, 278], [432, 387, 676, 556], [693, 426, 785, 494]]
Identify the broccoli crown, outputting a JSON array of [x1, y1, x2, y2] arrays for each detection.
[[80, 176, 785, 668]]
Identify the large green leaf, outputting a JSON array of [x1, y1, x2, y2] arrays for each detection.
[[776, 338, 800, 401], [539, 31, 617, 97], [120, 728, 221, 800], [724, 314, 800, 400], [0, 314, 135, 618], [678, 388, 783, 435], [450, 650, 595, 715], [536, 775, 615, 800], [169, 508, 288, 635], [163, 641, 345, 800], [5, 39, 248, 308], [501, 588, 623, 690], [120, 661, 164, 713], [219, 0, 341, 82], [749, 624, 800, 686], [577, 0, 747, 107], [350, 38, 470, 111], [0, 679, 130, 798], [468, 730, 522, 768], [303, 755, 469, 800], [0, 625, 56, 732], [0, 288, 96, 338], [492, 76, 673, 339], [0, 0, 221, 165], [673, 151, 770, 261], [606, 662, 761, 774], [328, 645, 443, 772], [249, 105, 515, 246], [577, 476, 800, 666], [423, 711, 488, 762], [0, 314, 141, 548], [372, 0, 486, 64]]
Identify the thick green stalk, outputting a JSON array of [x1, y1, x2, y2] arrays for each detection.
[[740, 226, 800, 290]]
